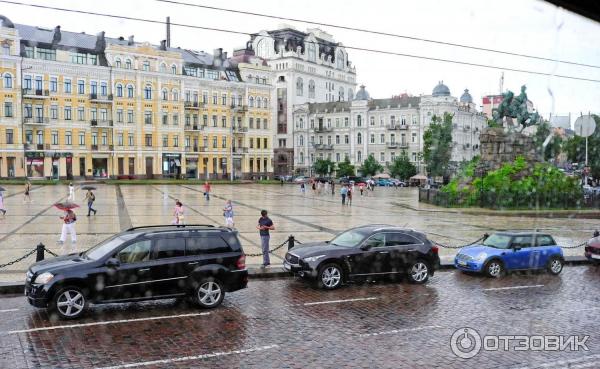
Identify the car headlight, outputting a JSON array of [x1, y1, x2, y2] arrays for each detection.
[[33, 272, 54, 285], [303, 255, 326, 263], [475, 252, 488, 262]]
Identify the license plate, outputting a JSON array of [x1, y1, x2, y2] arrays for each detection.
[[458, 260, 467, 266], [283, 261, 291, 270], [592, 254, 600, 259]]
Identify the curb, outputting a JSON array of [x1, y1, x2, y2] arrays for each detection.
[[0, 256, 593, 295]]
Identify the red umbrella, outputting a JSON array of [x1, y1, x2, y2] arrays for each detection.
[[53, 201, 80, 211]]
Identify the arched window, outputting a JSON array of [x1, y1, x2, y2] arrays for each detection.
[[357, 151, 362, 163], [299, 151, 304, 164], [296, 77, 303, 96], [161, 88, 168, 101], [299, 135, 304, 146], [144, 85, 152, 100], [115, 83, 123, 97], [3, 73, 13, 88], [125, 59, 132, 69], [263, 98, 268, 108], [357, 115, 362, 127], [308, 80, 315, 98], [299, 118, 304, 129], [172, 89, 179, 101], [249, 96, 254, 107], [348, 88, 354, 101], [338, 86, 344, 101], [115, 58, 122, 68], [159, 63, 167, 73], [336, 50, 345, 69], [307, 42, 316, 62], [357, 132, 362, 144], [127, 84, 134, 98], [171, 64, 177, 75]]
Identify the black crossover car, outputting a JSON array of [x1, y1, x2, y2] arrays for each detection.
[[283, 225, 440, 289], [25, 225, 248, 319]]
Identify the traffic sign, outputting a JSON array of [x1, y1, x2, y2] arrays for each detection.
[[574, 115, 596, 137]]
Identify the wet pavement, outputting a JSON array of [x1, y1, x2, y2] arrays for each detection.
[[0, 184, 595, 282], [0, 266, 599, 368]]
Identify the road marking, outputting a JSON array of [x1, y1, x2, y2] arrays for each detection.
[[358, 325, 443, 338], [95, 344, 280, 369], [8, 312, 210, 334], [0, 308, 19, 313], [483, 284, 544, 291], [303, 297, 378, 306], [515, 354, 600, 369], [565, 307, 600, 312]]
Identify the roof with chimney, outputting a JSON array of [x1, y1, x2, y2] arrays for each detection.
[[304, 95, 421, 113]]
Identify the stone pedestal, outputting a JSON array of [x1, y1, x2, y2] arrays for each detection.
[[478, 127, 539, 171]]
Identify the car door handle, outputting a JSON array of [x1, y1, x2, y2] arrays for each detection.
[[407, 249, 416, 252], [138, 268, 150, 272], [378, 251, 390, 254], [188, 262, 199, 265]]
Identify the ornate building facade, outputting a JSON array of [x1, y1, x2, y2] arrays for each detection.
[[292, 83, 486, 176], [0, 15, 275, 179], [249, 26, 357, 175]]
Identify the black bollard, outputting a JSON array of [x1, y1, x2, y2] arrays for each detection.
[[36, 243, 45, 262], [288, 235, 295, 250]]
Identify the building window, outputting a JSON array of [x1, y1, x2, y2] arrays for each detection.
[[127, 110, 134, 123], [162, 89, 168, 101], [142, 61, 150, 71], [144, 111, 152, 125], [212, 115, 217, 127], [212, 137, 217, 148], [117, 133, 123, 146], [49, 77, 57, 92], [171, 64, 177, 74], [344, 117, 349, 127], [65, 131, 72, 145], [212, 93, 218, 105], [127, 85, 134, 98], [24, 104, 32, 118], [172, 114, 179, 126], [64, 79, 72, 93], [115, 58, 121, 68], [412, 152, 417, 162], [221, 94, 227, 106], [344, 135, 349, 144], [125, 59, 132, 69], [370, 134, 375, 144], [357, 151, 362, 162], [71, 52, 87, 64], [77, 80, 85, 94], [380, 134, 385, 144], [173, 135, 179, 147], [128, 134, 134, 146], [412, 133, 417, 143], [144, 85, 152, 100], [249, 96, 254, 107], [100, 82, 107, 96], [51, 131, 58, 145], [412, 115, 418, 125], [50, 105, 58, 120], [4, 102, 12, 117], [117, 109, 123, 123], [79, 133, 85, 146], [116, 84, 123, 97], [64, 106, 72, 120], [357, 133, 362, 144], [162, 135, 168, 147], [100, 109, 108, 121], [222, 136, 227, 148], [307, 43, 316, 62], [145, 134, 153, 147], [3, 73, 12, 88], [159, 63, 166, 73], [296, 77, 303, 96], [162, 113, 168, 125], [90, 81, 98, 95], [221, 116, 227, 128], [172, 89, 179, 101], [101, 132, 107, 145], [5, 129, 13, 144]]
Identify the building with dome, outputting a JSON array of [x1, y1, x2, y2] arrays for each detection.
[[292, 82, 486, 176], [248, 26, 357, 175], [0, 15, 275, 179]]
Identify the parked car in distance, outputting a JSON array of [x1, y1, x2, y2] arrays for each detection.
[[584, 231, 600, 263], [454, 231, 564, 277], [283, 225, 440, 289], [376, 179, 392, 187], [339, 176, 367, 186], [293, 176, 310, 183], [390, 179, 407, 187], [25, 225, 248, 319]]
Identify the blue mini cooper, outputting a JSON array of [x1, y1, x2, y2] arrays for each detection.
[[454, 231, 564, 277]]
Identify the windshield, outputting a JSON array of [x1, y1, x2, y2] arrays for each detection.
[[330, 229, 368, 248], [83, 234, 137, 260], [482, 234, 512, 249]]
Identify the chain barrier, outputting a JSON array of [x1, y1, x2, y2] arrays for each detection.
[[432, 235, 487, 249], [0, 248, 37, 269], [561, 241, 588, 249], [43, 247, 59, 257], [245, 239, 290, 257]]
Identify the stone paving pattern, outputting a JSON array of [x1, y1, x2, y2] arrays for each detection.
[[0, 267, 599, 368], [0, 184, 595, 282]]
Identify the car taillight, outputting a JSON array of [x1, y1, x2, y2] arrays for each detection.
[[236, 254, 246, 270], [431, 245, 439, 254]]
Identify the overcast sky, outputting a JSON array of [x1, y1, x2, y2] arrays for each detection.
[[3, 0, 599, 124]]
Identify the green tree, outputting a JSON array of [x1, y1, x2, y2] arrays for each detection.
[[564, 115, 600, 178], [533, 120, 562, 161], [313, 158, 336, 176], [358, 154, 383, 177], [423, 112, 453, 177], [336, 157, 355, 177], [388, 152, 417, 180]]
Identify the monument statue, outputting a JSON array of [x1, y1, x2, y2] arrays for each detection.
[[491, 85, 541, 132]]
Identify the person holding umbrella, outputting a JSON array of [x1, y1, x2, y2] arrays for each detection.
[[84, 189, 97, 216]]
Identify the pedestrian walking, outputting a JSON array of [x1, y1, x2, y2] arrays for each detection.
[[84, 189, 97, 216], [300, 182, 306, 195], [257, 210, 275, 268], [68, 182, 75, 201], [331, 180, 335, 196], [58, 209, 77, 244], [359, 183, 365, 196], [311, 180, 317, 195], [0, 191, 6, 216], [24, 180, 31, 203], [203, 181, 211, 201], [172, 200, 185, 226], [347, 185, 353, 206], [223, 200, 234, 228], [340, 185, 348, 205]]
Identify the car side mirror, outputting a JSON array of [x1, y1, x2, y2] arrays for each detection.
[[360, 243, 372, 251], [325, 240, 330, 244], [105, 258, 120, 268], [513, 246, 521, 252]]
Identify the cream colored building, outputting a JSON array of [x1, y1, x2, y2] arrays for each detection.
[[0, 15, 275, 179]]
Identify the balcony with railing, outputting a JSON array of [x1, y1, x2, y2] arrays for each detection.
[[24, 116, 49, 124], [232, 104, 248, 113], [22, 89, 49, 98], [233, 147, 249, 154], [314, 126, 333, 133], [184, 124, 204, 131], [387, 124, 408, 130], [91, 145, 99, 151], [233, 125, 248, 133], [91, 120, 114, 127], [386, 142, 398, 149], [313, 143, 334, 150], [90, 93, 113, 102], [184, 101, 203, 109]]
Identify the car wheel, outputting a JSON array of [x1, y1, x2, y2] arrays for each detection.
[[547, 257, 563, 275], [318, 263, 343, 290], [194, 278, 224, 309], [49, 286, 87, 320], [407, 260, 430, 284], [484, 259, 504, 278]]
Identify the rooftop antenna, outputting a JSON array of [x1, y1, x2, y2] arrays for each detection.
[[166, 16, 171, 48]]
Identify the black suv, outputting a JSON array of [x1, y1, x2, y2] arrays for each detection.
[[283, 225, 440, 289], [25, 225, 248, 319]]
